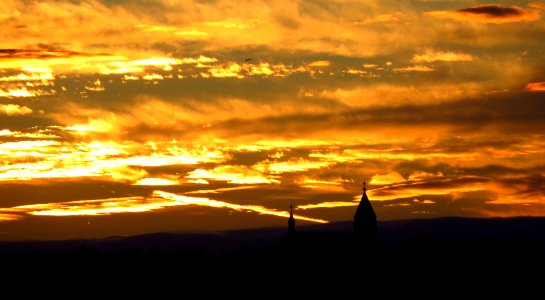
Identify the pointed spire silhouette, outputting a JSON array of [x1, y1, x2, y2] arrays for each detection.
[[288, 204, 295, 235], [354, 179, 377, 243]]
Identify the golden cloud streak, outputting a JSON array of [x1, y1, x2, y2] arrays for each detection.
[[307, 60, 331, 67], [0, 67, 54, 82], [155, 191, 328, 223], [0, 129, 57, 138], [298, 201, 359, 210], [0, 87, 40, 97], [17, 196, 179, 216], [412, 49, 475, 63], [0, 138, 228, 182], [394, 65, 434, 72], [368, 180, 486, 201], [0, 213, 22, 222], [9, 191, 328, 223], [134, 178, 179, 186]]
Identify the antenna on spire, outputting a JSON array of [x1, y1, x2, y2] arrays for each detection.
[[363, 179, 367, 193]]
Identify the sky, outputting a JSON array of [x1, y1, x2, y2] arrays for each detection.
[[0, 0, 545, 240]]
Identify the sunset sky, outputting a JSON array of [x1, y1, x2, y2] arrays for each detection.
[[1, 0, 545, 240]]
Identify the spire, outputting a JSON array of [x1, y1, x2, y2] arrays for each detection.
[[288, 204, 295, 235], [354, 179, 377, 243], [290, 204, 293, 217]]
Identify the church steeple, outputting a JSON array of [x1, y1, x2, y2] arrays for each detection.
[[354, 179, 377, 243], [288, 204, 295, 235]]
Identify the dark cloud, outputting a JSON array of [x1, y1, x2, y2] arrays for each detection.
[[497, 174, 545, 197], [458, 5, 524, 17], [0, 47, 110, 60], [194, 91, 545, 140], [426, 4, 542, 23]]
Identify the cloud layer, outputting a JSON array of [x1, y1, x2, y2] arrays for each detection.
[[0, 0, 544, 239]]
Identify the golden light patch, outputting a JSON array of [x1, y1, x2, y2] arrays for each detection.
[[0, 104, 32, 115], [369, 172, 406, 185], [394, 65, 434, 72], [298, 201, 359, 210], [412, 49, 475, 63], [134, 178, 180, 186], [525, 82, 545, 91], [307, 60, 331, 67]]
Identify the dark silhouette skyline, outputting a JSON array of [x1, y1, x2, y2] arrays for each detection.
[[285, 180, 377, 247]]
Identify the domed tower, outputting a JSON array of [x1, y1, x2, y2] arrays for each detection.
[[354, 180, 377, 243]]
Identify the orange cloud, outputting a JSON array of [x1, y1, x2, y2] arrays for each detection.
[[425, 4, 542, 24], [0, 104, 32, 115], [394, 65, 434, 72], [525, 82, 545, 91], [186, 166, 277, 184], [255, 158, 331, 174], [0, 129, 57, 138], [369, 177, 488, 201], [0, 213, 22, 222], [369, 172, 406, 185], [307, 60, 331, 67], [0, 67, 54, 82], [353, 12, 405, 26], [207, 63, 244, 78], [412, 49, 475, 63], [0, 87, 41, 97]]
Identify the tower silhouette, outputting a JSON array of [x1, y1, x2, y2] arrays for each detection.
[[354, 180, 377, 243], [288, 204, 295, 235]]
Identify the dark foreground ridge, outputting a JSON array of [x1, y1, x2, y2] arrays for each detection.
[[3, 216, 545, 252], [2, 217, 545, 266]]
